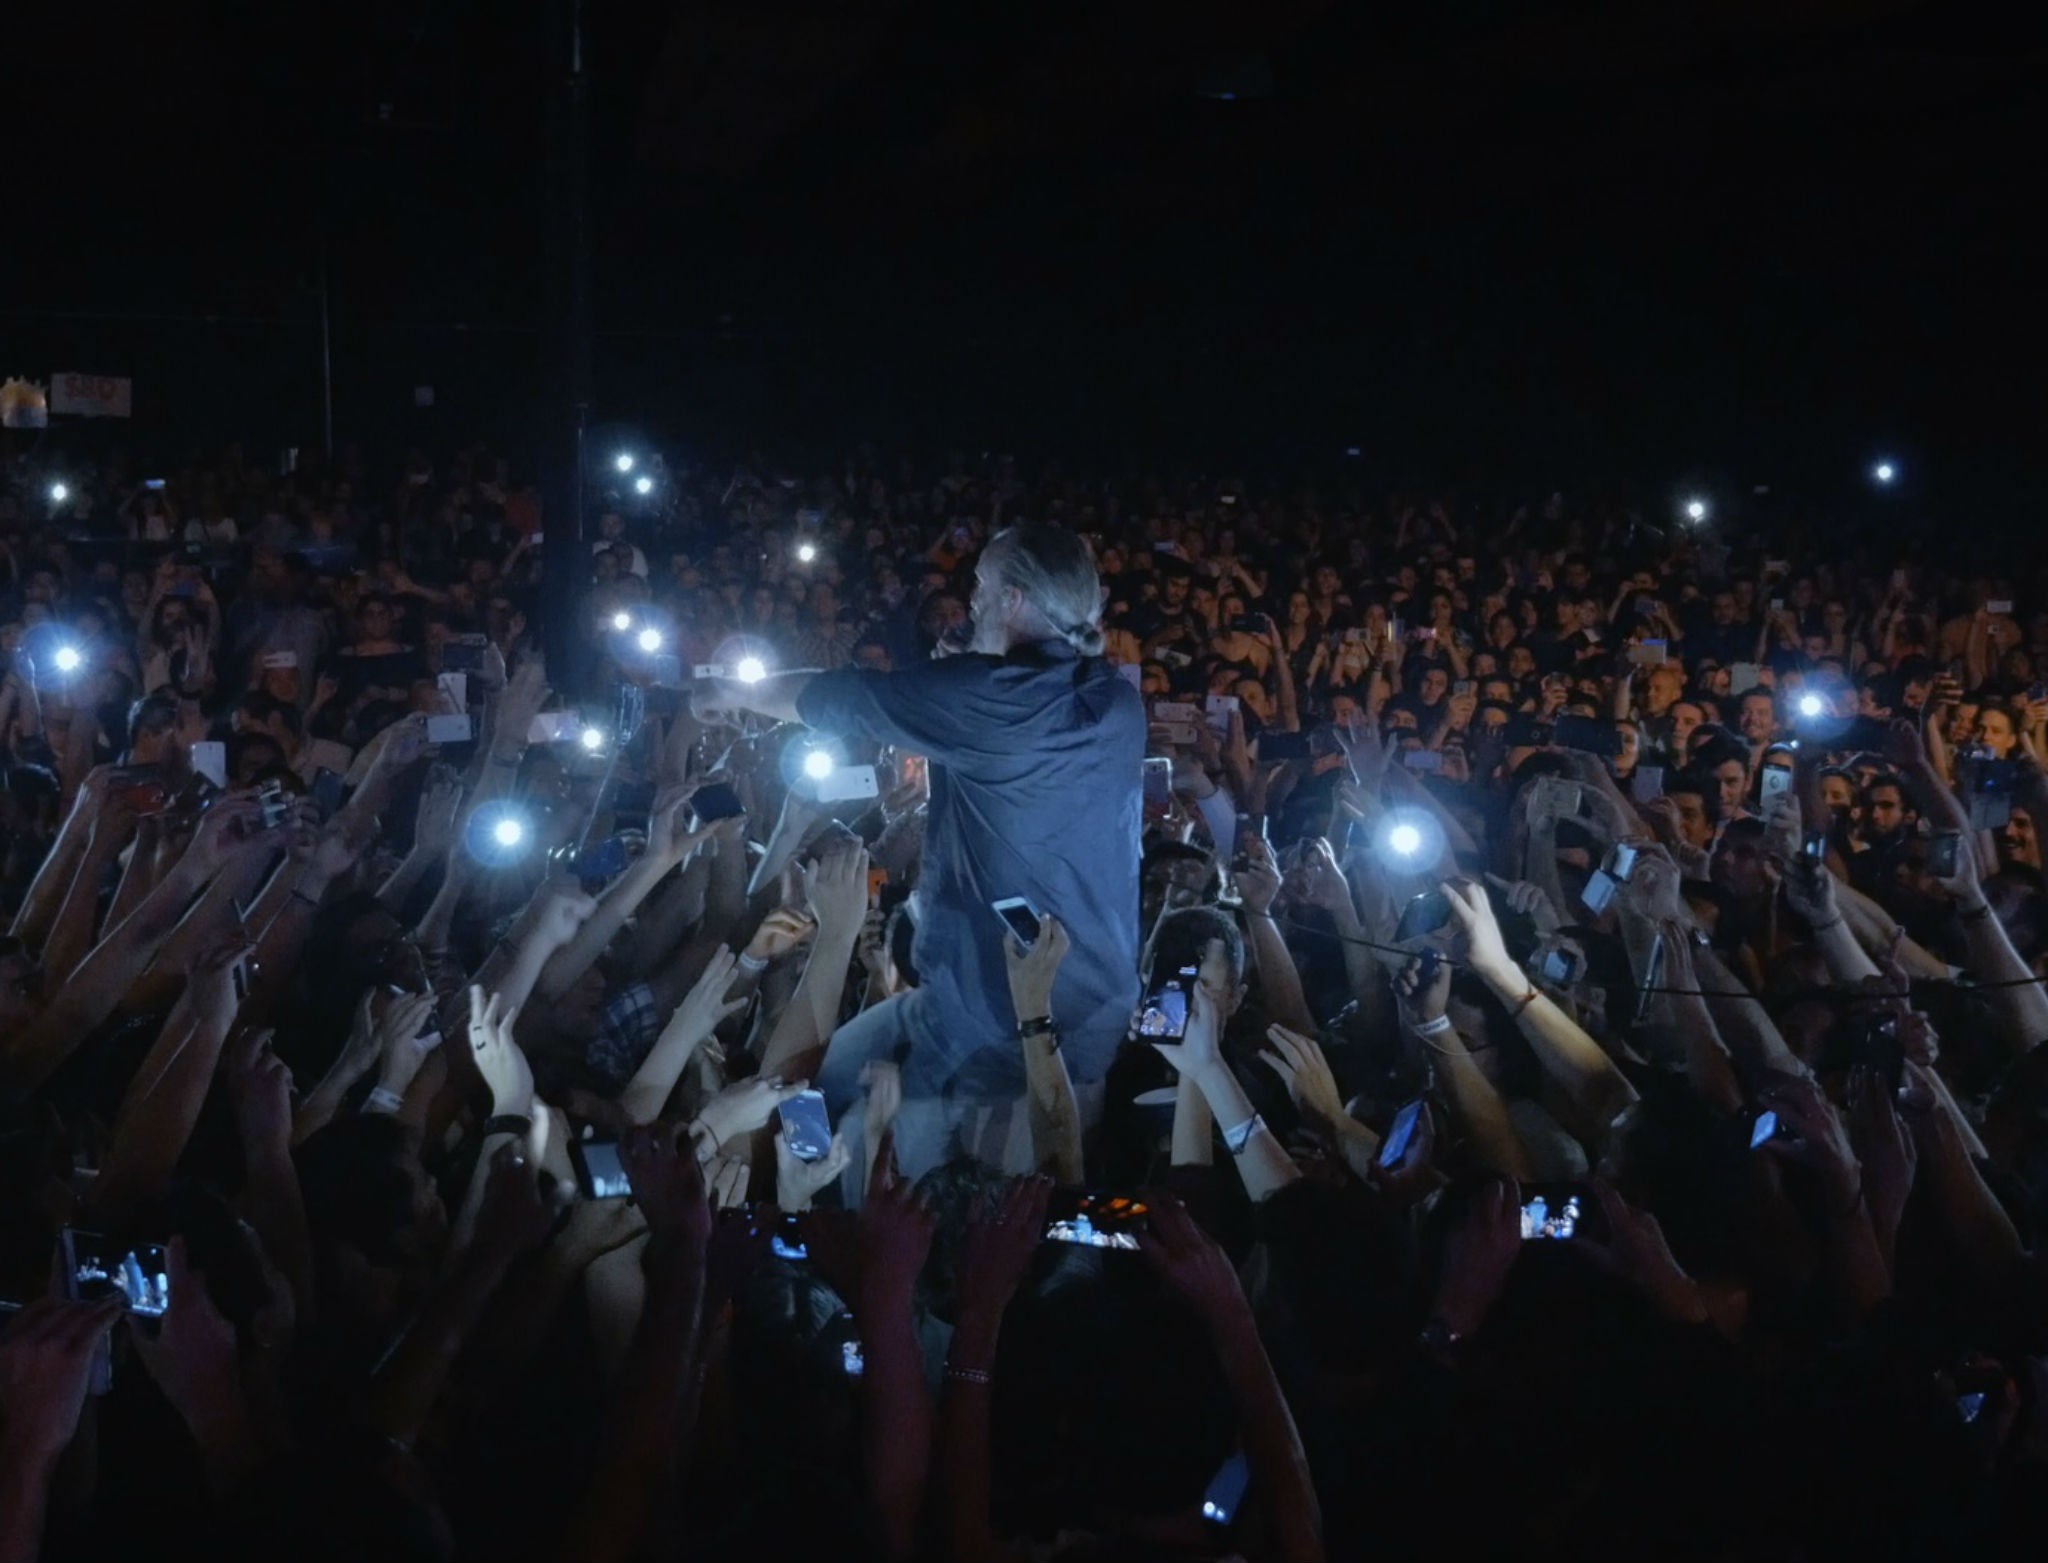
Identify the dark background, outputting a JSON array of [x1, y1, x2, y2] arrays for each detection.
[[4, 0, 2044, 508]]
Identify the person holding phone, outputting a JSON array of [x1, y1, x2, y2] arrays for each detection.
[[696, 525, 1143, 1162]]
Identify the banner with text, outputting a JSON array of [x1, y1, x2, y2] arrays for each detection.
[[50, 373, 133, 419]]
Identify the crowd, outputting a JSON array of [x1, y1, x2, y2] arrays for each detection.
[[5, 440, 2048, 1559]]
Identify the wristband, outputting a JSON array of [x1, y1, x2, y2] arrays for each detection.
[[1221, 1113, 1264, 1156], [736, 951, 769, 974], [1808, 917, 1845, 934], [1017, 1014, 1058, 1045], [1411, 1013, 1455, 1038], [945, 1364, 993, 1387], [364, 1086, 405, 1114], [482, 1114, 532, 1141]]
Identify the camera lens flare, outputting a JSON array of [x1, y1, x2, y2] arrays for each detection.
[[801, 748, 835, 781], [492, 817, 525, 848], [613, 453, 635, 473], [1373, 808, 1444, 873], [467, 800, 535, 866], [579, 726, 605, 752], [636, 627, 663, 653], [49, 482, 69, 503], [611, 610, 633, 632], [1798, 693, 1825, 719], [633, 475, 654, 496], [1684, 498, 1708, 523], [52, 646, 83, 674], [735, 656, 768, 685], [1387, 823, 1422, 857]]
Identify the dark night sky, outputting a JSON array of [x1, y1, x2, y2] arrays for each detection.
[[5, 1, 2045, 504]]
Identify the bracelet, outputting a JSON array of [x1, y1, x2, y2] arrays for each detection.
[[482, 1114, 532, 1141], [1221, 1112, 1264, 1156], [1411, 1013, 1455, 1038], [1017, 1015, 1058, 1047], [735, 951, 768, 974], [1507, 985, 1541, 1020], [364, 1086, 404, 1114], [945, 1364, 993, 1387], [1960, 900, 1995, 924]]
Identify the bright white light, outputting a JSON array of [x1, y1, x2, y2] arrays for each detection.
[[735, 656, 767, 685], [1387, 823, 1423, 857], [796, 542, 818, 563], [636, 627, 663, 653], [801, 748, 835, 781], [613, 453, 635, 474], [1684, 498, 1707, 522], [633, 475, 654, 496], [492, 817, 525, 848], [611, 610, 633, 631], [48, 482, 69, 503], [1798, 693, 1825, 718], [1874, 461, 1896, 484], [52, 646, 83, 674], [579, 726, 605, 752]]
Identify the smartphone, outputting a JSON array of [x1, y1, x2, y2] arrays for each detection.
[[261, 650, 299, 671], [569, 1136, 633, 1200], [1928, 831, 1962, 879], [1549, 714, 1624, 758], [1749, 1109, 1789, 1150], [1156, 721, 1199, 747], [1628, 638, 1668, 666], [814, 763, 879, 804], [189, 739, 228, 790], [1135, 964, 1200, 1039], [777, 1090, 834, 1162], [61, 1229, 171, 1319], [2029, 683, 2048, 706], [1043, 1192, 1149, 1251], [1152, 701, 1201, 726], [1518, 1186, 1587, 1242], [1760, 766, 1793, 801], [690, 782, 747, 823], [1987, 599, 2014, 616], [1580, 869, 1619, 915], [1394, 888, 1453, 942], [991, 896, 1044, 945], [426, 713, 474, 745], [256, 778, 292, 829], [1258, 731, 1314, 761], [1801, 829, 1828, 863], [575, 835, 631, 886], [1606, 842, 1640, 882], [1453, 679, 1475, 697], [769, 1213, 809, 1263], [442, 642, 488, 673], [1633, 931, 1666, 1023], [1200, 1452, 1252, 1529], [1206, 693, 1240, 719], [1142, 756, 1174, 813], [1377, 1099, 1425, 1171], [435, 672, 468, 713], [1403, 749, 1443, 772], [1538, 945, 1583, 986], [311, 767, 345, 821], [1631, 765, 1665, 803]]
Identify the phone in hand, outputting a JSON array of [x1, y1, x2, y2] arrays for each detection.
[[1749, 1108, 1792, 1150], [690, 782, 747, 823], [311, 767, 345, 821], [1258, 731, 1314, 761], [1200, 1451, 1251, 1528], [1394, 888, 1453, 942], [776, 1090, 834, 1162], [1518, 1186, 1589, 1242], [814, 763, 879, 804], [569, 1136, 633, 1200], [991, 897, 1044, 945], [1549, 714, 1624, 758], [1927, 830, 1962, 879], [1135, 964, 1200, 1039], [61, 1229, 171, 1321], [1631, 765, 1665, 803], [1043, 1192, 1149, 1251], [189, 739, 228, 790], [1760, 766, 1793, 801], [442, 641, 489, 673], [1377, 1099, 1426, 1171], [1142, 756, 1175, 814]]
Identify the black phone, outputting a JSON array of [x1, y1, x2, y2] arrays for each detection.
[[311, 767, 345, 822], [1394, 888, 1453, 942], [442, 642, 488, 672], [1258, 731, 1314, 761], [1928, 831, 1962, 879], [1135, 963, 1200, 1039], [569, 1136, 633, 1200], [991, 897, 1044, 945], [691, 782, 747, 823]]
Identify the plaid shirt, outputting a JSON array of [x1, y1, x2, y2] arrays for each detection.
[[587, 980, 663, 1090]]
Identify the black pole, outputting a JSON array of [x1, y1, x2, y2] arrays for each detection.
[[539, 0, 593, 690]]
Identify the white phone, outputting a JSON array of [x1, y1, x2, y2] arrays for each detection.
[[189, 740, 228, 789], [527, 712, 582, 744], [814, 764, 879, 804], [426, 713, 474, 744], [991, 897, 1044, 944]]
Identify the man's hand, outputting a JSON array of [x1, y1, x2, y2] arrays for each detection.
[[1433, 1176, 1521, 1339], [472, 1142, 554, 1263], [1755, 1073, 1862, 1214], [774, 1126, 852, 1212], [491, 658, 551, 764], [1394, 951, 1452, 1025], [746, 907, 817, 966], [663, 946, 748, 1050], [229, 1030, 294, 1160], [190, 934, 256, 1030], [1136, 1190, 1248, 1331], [956, 1175, 1054, 1322], [466, 985, 534, 1119], [1003, 912, 1069, 1023], [1330, 711, 1391, 788], [1149, 975, 1225, 1082], [646, 783, 710, 865], [522, 879, 599, 952], [1580, 1180, 1706, 1324], [802, 834, 871, 934], [1484, 872, 1561, 935], [693, 1074, 809, 1155], [856, 1129, 936, 1308], [184, 794, 266, 876], [413, 774, 464, 858], [1286, 836, 1353, 918], [1258, 1024, 1348, 1140], [623, 1123, 713, 1253], [0, 1295, 123, 1468], [1444, 880, 1514, 989]]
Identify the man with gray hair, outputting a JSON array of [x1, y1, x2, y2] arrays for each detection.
[[696, 523, 1143, 1156]]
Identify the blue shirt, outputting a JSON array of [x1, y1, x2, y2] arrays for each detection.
[[797, 641, 1145, 1086]]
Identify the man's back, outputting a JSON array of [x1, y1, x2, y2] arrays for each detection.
[[798, 641, 1144, 1087]]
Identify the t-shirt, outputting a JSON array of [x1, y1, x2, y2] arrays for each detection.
[[798, 641, 1145, 1087]]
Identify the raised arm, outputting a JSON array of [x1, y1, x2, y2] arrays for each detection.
[[1002, 915, 1085, 1184]]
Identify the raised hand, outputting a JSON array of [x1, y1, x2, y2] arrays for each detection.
[[1148, 973, 1225, 1082], [413, 774, 465, 857], [664, 946, 749, 1051], [524, 879, 599, 951], [957, 1175, 1054, 1322], [646, 783, 709, 864], [861, 1060, 903, 1152], [472, 1141, 554, 1263], [0, 1295, 124, 1467], [1484, 872, 1561, 934], [856, 1129, 936, 1307], [1847, 1064, 1918, 1257], [1443, 880, 1513, 987], [1258, 1024, 1348, 1139], [623, 1123, 712, 1252], [1002, 911, 1070, 1022], [1433, 1175, 1521, 1338], [1755, 1073, 1862, 1216], [1136, 1189, 1248, 1329], [1580, 1180, 1706, 1324], [1234, 835, 1283, 915], [466, 985, 533, 1119], [693, 1073, 810, 1155], [774, 1125, 852, 1212], [745, 906, 817, 966], [1330, 710, 1391, 787], [802, 833, 871, 934], [229, 1030, 295, 1159]]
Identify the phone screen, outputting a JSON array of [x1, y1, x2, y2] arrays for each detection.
[[1043, 1193, 1149, 1251], [992, 897, 1043, 945], [1519, 1190, 1584, 1241], [1760, 767, 1793, 800], [1142, 756, 1174, 812], [691, 783, 747, 823], [572, 1138, 633, 1200], [777, 1090, 834, 1162], [1394, 889, 1452, 943], [1749, 1109, 1781, 1150], [1378, 1100, 1424, 1170], [62, 1230, 171, 1317], [1200, 1452, 1251, 1528], [1134, 965, 1198, 1039]]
